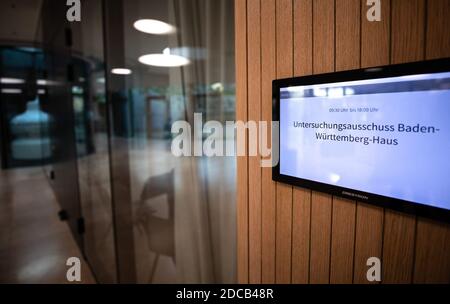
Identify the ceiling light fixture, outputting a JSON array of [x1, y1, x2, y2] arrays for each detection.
[[1, 88, 23, 94], [133, 19, 176, 35], [0, 77, 25, 84], [111, 68, 132, 75], [138, 48, 190, 68], [37, 79, 55, 86]]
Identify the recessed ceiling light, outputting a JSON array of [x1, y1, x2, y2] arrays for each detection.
[[1, 88, 22, 94], [0, 77, 25, 84], [37, 79, 52, 86], [36, 79, 60, 86], [138, 48, 190, 67], [133, 19, 176, 35], [111, 68, 132, 75]]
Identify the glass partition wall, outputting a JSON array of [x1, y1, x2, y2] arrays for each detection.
[[39, 0, 118, 283], [104, 0, 236, 283], [71, 0, 118, 283], [1, 0, 236, 283]]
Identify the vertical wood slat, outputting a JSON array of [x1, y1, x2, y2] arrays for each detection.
[[330, 198, 357, 283], [275, 0, 293, 284], [381, 0, 425, 284], [292, 188, 311, 283], [310, 191, 333, 283], [391, 0, 425, 64], [414, 220, 450, 283], [361, 0, 390, 68], [382, 211, 416, 283], [425, 0, 450, 60], [247, 0, 262, 284], [292, 0, 313, 284], [309, 0, 334, 284], [353, 204, 384, 283], [335, 0, 361, 71], [235, 0, 249, 284], [353, 0, 390, 284], [261, 0, 277, 284], [330, 0, 360, 284], [413, 0, 450, 284]]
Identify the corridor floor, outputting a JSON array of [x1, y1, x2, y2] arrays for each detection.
[[0, 167, 95, 283]]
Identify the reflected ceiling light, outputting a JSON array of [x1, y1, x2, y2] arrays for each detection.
[[37, 79, 52, 86], [72, 86, 84, 94], [211, 82, 224, 93], [170, 47, 207, 60], [97, 77, 105, 84], [313, 88, 327, 97], [37, 79, 61, 86], [1, 77, 25, 84], [328, 87, 344, 98], [38, 89, 46, 95], [111, 68, 132, 75], [345, 88, 355, 96], [1, 88, 22, 94], [133, 19, 176, 35], [138, 48, 190, 67], [329, 173, 341, 183]]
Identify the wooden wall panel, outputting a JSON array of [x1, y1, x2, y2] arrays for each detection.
[[292, 188, 311, 283], [414, 219, 450, 283], [310, 191, 333, 283], [235, 0, 248, 284], [335, 0, 361, 71], [330, 198, 357, 283], [391, 0, 425, 63], [237, 0, 450, 285], [275, 0, 293, 284], [291, 0, 313, 284], [312, 0, 335, 74], [382, 210, 416, 283], [381, 0, 425, 284], [330, 0, 360, 284], [361, 0, 390, 67], [413, 0, 450, 284], [353, 0, 390, 284], [425, 0, 450, 60], [309, 0, 334, 284], [353, 204, 384, 283], [261, 0, 277, 284], [247, 0, 262, 283]]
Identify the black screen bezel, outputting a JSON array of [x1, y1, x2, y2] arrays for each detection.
[[272, 58, 450, 223]]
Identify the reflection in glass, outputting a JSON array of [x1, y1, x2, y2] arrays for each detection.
[[71, 0, 118, 283], [106, 0, 236, 283], [0, 46, 52, 168], [10, 98, 52, 161]]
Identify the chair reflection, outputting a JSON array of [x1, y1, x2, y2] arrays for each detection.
[[135, 169, 175, 283]]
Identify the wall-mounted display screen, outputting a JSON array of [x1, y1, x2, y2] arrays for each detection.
[[272, 58, 450, 222]]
